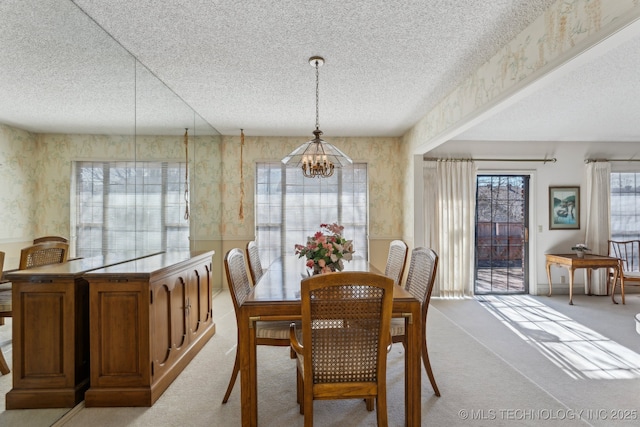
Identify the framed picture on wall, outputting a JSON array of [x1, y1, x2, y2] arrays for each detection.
[[549, 186, 580, 230]]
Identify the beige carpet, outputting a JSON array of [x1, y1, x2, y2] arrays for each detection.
[[0, 291, 638, 426], [0, 318, 70, 426]]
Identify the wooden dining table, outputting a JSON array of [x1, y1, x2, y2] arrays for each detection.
[[237, 256, 422, 426]]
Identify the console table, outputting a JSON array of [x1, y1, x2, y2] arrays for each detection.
[[4, 252, 161, 409], [4, 251, 215, 409], [83, 251, 215, 407], [545, 253, 619, 305]]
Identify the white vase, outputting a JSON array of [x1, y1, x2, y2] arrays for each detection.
[[576, 251, 584, 258]]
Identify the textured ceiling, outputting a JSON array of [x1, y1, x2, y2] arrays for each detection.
[[0, 0, 559, 138], [453, 22, 640, 143]]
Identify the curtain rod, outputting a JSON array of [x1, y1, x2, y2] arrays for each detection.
[[424, 157, 556, 163], [584, 158, 640, 163]]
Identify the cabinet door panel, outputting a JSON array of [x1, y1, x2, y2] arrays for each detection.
[[20, 292, 66, 383], [187, 270, 199, 336], [170, 276, 188, 350], [197, 263, 213, 325], [100, 293, 140, 374], [150, 283, 171, 365], [91, 283, 149, 388]]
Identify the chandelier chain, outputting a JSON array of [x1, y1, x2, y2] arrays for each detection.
[[315, 60, 320, 130], [280, 55, 351, 178]]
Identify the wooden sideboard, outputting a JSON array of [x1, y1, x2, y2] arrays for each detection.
[[83, 251, 215, 407], [4, 252, 161, 409], [4, 250, 215, 409]]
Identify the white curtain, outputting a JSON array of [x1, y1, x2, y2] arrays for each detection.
[[584, 161, 611, 295], [424, 160, 477, 298]]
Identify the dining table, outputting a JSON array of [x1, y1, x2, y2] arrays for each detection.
[[237, 256, 422, 426]]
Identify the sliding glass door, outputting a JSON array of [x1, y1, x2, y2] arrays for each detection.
[[475, 175, 529, 294]]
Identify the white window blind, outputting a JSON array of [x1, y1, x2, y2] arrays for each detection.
[[611, 172, 640, 240], [74, 161, 189, 257], [255, 162, 368, 267]]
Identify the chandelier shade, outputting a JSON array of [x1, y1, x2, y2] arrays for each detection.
[[281, 56, 352, 178], [281, 129, 353, 178]]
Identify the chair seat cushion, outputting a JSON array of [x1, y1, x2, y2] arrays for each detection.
[[389, 317, 405, 337], [255, 320, 299, 340]]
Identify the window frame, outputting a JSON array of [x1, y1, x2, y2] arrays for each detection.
[[255, 162, 369, 267], [610, 170, 640, 241], [73, 160, 190, 257]]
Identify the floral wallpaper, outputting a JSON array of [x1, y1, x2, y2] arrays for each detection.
[[0, 124, 38, 242], [0, 128, 221, 246], [220, 135, 403, 239], [0, 127, 402, 251], [402, 0, 640, 243]]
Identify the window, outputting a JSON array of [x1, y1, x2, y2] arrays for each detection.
[[611, 172, 640, 240], [255, 162, 368, 267], [74, 161, 189, 257]]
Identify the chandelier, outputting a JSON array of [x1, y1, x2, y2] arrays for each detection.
[[281, 56, 352, 178]]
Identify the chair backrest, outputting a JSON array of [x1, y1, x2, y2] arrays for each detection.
[[384, 240, 408, 285], [608, 240, 640, 273], [300, 272, 394, 386], [404, 247, 439, 313], [224, 248, 252, 319], [19, 242, 69, 270], [246, 241, 264, 285], [0, 251, 5, 276], [33, 236, 69, 244]]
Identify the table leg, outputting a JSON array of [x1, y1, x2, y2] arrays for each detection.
[[621, 273, 626, 305], [611, 263, 620, 304], [586, 268, 592, 296], [569, 268, 575, 305], [546, 262, 553, 296]]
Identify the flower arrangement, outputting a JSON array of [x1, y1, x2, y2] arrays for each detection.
[[571, 243, 590, 258], [571, 243, 590, 252], [295, 223, 355, 274]]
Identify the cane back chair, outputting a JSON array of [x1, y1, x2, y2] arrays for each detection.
[[390, 247, 440, 396], [290, 272, 394, 426], [0, 289, 10, 375], [19, 241, 69, 270], [0, 251, 10, 374], [33, 235, 68, 244], [222, 248, 298, 403], [246, 240, 264, 285], [384, 240, 408, 285]]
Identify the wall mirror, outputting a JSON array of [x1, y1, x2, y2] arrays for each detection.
[[0, 0, 221, 423]]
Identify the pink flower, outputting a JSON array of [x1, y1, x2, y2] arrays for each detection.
[[294, 223, 355, 274]]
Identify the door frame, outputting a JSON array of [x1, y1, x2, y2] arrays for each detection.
[[474, 170, 538, 295]]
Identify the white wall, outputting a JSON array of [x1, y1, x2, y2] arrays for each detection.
[[427, 139, 640, 295]]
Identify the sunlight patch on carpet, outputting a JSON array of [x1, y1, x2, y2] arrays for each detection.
[[477, 295, 640, 380]]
